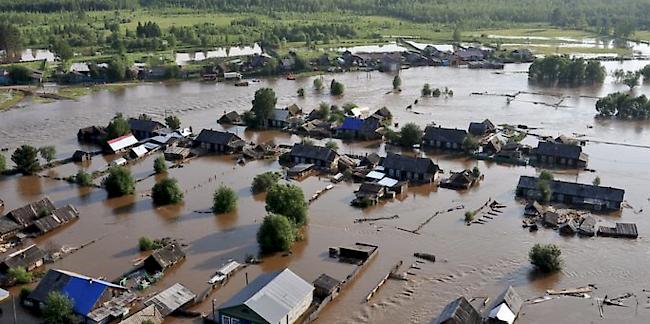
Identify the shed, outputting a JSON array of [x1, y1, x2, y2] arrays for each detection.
[[218, 111, 242, 125], [145, 283, 196, 317], [486, 286, 523, 324], [338, 243, 377, 261], [72, 150, 92, 162], [0, 218, 22, 242], [129, 144, 149, 159], [118, 304, 163, 324], [218, 268, 313, 324], [432, 296, 481, 324], [597, 223, 638, 239], [578, 215, 597, 237], [559, 220, 578, 236], [287, 163, 316, 179], [143, 243, 186, 274], [107, 134, 138, 153], [0, 244, 46, 273], [313, 273, 341, 299], [164, 147, 190, 160]]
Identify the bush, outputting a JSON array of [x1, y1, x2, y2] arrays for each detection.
[[103, 166, 135, 197], [139, 236, 162, 251], [7, 267, 32, 284], [213, 185, 238, 213], [593, 176, 601, 186], [325, 140, 339, 151], [393, 75, 401, 90], [11, 145, 40, 174], [464, 211, 476, 223], [153, 156, 167, 174], [257, 214, 296, 253], [313, 78, 323, 90], [75, 170, 93, 186], [462, 135, 479, 152], [251, 172, 281, 194], [105, 113, 130, 140], [297, 88, 305, 97], [539, 170, 554, 181], [165, 115, 181, 129], [20, 287, 32, 302], [39, 146, 56, 162], [422, 83, 432, 96], [151, 178, 184, 205], [0, 154, 6, 172], [44, 291, 75, 324], [529, 243, 563, 273], [398, 123, 423, 147], [330, 80, 344, 96], [266, 184, 308, 226]]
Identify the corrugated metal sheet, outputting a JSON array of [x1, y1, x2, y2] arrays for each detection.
[[145, 283, 196, 317], [61, 277, 108, 315], [130, 144, 149, 158], [108, 134, 138, 152]]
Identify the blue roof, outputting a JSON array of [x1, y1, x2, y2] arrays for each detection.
[[61, 277, 109, 315], [339, 117, 364, 131]]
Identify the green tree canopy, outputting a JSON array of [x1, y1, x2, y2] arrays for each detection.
[[7, 266, 32, 284], [257, 213, 296, 253], [102, 166, 135, 197], [529, 243, 563, 273], [398, 123, 423, 147], [7, 65, 32, 84], [266, 184, 308, 226], [313, 78, 323, 91], [43, 291, 75, 324], [0, 23, 23, 62], [251, 88, 277, 127], [213, 185, 238, 213], [393, 75, 401, 90], [75, 170, 92, 186], [153, 155, 167, 174], [251, 171, 281, 194], [105, 113, 130, 140], [165, 115, 181, 129], [39, 145, 56, 162], [325, 140, 339, 151], [11, 145, 40, 174], [330, 80, 344, 96], [151, 178, 184, 205], [529, 56, 606, 85], [52, 39, 73, 61]]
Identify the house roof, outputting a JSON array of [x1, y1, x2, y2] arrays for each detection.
[[0, 217, 21, 235], [218, 111, 241, 123], [219, 268, 313, 324], [339, 117, 364, 131], [365, 170, 385, 180], [432, 296, 481, 324], [468, 119, 496, 136], [373, 107, 392, 118], [70, 63, 90, 73], [382, 153, 438, 174], [118, 304, 163, 324], [28, 269, 126, 316], [195, 129, 241, 145], [146, 243, 185, 271], [271, 108, 291, 122], [286, 103, 302, 115], [217, 261, 241, 276], [358, 183, 385, 194], [30, 205, 79, 234], [289, 144, 339, 162], [377, 177, 399, 188], [517, 176, 625, 202], [7, 197, 56, 227], [130, 144, 148, 158], [1, 244, 46, 270], [534, 141, 586, 160], [128, 118, 164, 133], [487, 286, 523, 321], [423, 126, 468, 144], [313, 273, 340, 293], [107, 134, 138, 152], [145, 283, 196, 317]]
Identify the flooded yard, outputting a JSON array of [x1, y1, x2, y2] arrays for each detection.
[[1, 61, 650, 323]]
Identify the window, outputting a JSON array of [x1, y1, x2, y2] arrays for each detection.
[[222, 315, 231, 324], [231, 319, 240, 324]]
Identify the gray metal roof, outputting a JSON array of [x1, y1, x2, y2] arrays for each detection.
[[145, 283, 196, 317], [219, 268, 313, 324]]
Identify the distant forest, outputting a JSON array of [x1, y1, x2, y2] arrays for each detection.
[[1, 0, 649, 31]]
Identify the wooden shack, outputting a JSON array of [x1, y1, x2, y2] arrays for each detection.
[[432, 296, 481, 324]]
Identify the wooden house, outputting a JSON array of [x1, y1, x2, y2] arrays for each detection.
[[423, 126, 468, 151], [142, 244, 186, 274], [516, 176, 624, 211], [431, 296, 481, 324], [128, 118, 165, 140], [381, 153, 439, 183], [194, 129, 244, 153], [532, 141, 588, 168], [288, 144, 340, 171]]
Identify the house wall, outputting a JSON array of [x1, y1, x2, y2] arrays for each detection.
[[424, 140, 461, 150], [386, 168, 434, 183]]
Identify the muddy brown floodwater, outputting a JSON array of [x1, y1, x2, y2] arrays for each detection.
[[1, 61, 650, 324]]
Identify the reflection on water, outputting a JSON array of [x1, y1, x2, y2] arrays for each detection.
[[1, 64, 650, 323]]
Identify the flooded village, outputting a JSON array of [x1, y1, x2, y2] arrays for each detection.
[[2, 42, 650, 324]]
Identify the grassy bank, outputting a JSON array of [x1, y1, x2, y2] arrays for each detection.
[[0, 90, 26, 110]]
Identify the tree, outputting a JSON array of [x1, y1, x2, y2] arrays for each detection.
[[462, 135, 479, 152], [39, 146, 56, 162], [7, 65, 31, 85], [11, 145, 40, 174], [393, 75, 401, 90], [105, 113, 130, 140], [330, 80, 344, 96], [165, 115, 181, 129], [257, 214, 296, 253], [452, 25, 462, 42], [7, 267, 32, 284], [103, 166, 135, 197], [641, 64, 650, 80], [529, 243, 563, 273], [43, 291, 75, 324], [213, 185, 237, 213], [297, 87, 305, 97], [153, 156, 167, 174], [464, 211, 476, 223], [315, 102, 330, 120], [422, 83, 432, 96], [0, 154, 5, 172], [151, 178, 184, 205], [251, 172, 281, 194], [266, 184, 308, 226], [622, 71, 641, 90], [52, 39, 73, 61], [138, 113, 152, 120], [75, 170, 92, 186], [398, 123, 423, 147], [539, 170, 554, 181], [313, 78, 323, 91], [0, 23, 23, 62], [251, 88, 277, 127], [139, 236, 162, 251], [593, 176, 601, 186], [107, 56, 128, 82], [325, 140, 339, 151], [472, 166, 481, 178]]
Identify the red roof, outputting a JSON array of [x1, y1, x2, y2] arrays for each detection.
[[107, 134, 134, 144]]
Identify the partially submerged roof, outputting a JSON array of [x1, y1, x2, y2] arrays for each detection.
[[30, 205, 79, 234], [195, 129, 241, 145], [423, 126, 468, 144], [145, 243, 186, 271], [118, 304, 163, 324], [289, 144, 339, 162], [145, 283, 196, 317], [432, 296, 481, 324], [7, 197, 55, 227], [128, 118, 164, 133], [217, 260, 241, 276], [534, 141, 586, 160], [107, 134, 138, 152], [313, 273, 340, 293], [382, 153, 438, 174], [339, 117, 364, 131], [517, 176, 625, 203], [219, 268, 314, 324], [377, 177, 400, 188], [487, 286, 523, 322], [365, 170, 385, 180], [130, 144, 149, 158], [1, 244, 46, 269]]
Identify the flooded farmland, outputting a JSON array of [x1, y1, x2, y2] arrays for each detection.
[[1, 61, 650, 323]]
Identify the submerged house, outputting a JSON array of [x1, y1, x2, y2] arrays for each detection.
[[26, 269, 129, 322], [431, 296, 481, 324], [194, 129, 244, 153], [423, 126, 468, 151], [0, 244, 46, 273], [107, 134, 139, 154], [337, 116, 383, 140], [6, 197, 56, 228], [142, 243, 186, 274], [217, 268, 314, 324], [218, 111, 242, 125], [266, 108, 302, 129], [25, 205, 79, 236], [468, 119, 496, 137], [440, 170, 479, 190], [515, 176, 625, 211], [144, 283, 196, 317], [381, 153, 439, 183], [288, 144, 340, 171], [486, 286, 523, 324], [532, 142, 588, 168], [128, 118, 165, 140], [118, 304, 163, 324]]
